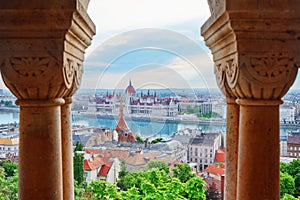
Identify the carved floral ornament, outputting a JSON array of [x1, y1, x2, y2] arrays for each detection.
[[0, 56, 83, 100], [214, 54, 299, 100], [62, 57, 83, 97]]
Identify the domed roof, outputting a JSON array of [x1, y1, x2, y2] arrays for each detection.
[[126, 80, 136, 94]]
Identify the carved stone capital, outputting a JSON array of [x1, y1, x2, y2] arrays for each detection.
[[202, 0, 300, 100], [0, 0, 96, 100]]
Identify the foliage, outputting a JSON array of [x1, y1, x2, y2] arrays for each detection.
[[280, 172, 295, 197], [147, 160, 169, 171], [0, 160, 18, 177], [282, 193, 300, 200], [0, 167, 18, 200], [74, 180, 87, 200], [185, 177, 207, 200], [172, 163, 196, 183], [87, 180, 118, 200], [80, 164, 206, 199], [116, 162, 130, 190], [280, 159, 300, 197], [136, 135, 144, 143], [73, 152, 85, 185], [74, 141, 84, 152], [151, 137, 163, 144], [186, 105, 201, 114], [0, 100, 18, 108]]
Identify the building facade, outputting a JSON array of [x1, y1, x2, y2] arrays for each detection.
[[0, 137, 19, 158], [188, 132, 222, 171], [89, 80, 179, 117]]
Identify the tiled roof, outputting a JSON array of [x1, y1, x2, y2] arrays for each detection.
[[204, 165, 225, 177], [0, 138, 19, 145], [215, 148, 225, 163], [98, 162, 113, 177], [85, 148, 129, 162], [288, 135, 300, 144], [84, 155, 104, 171], [126, 151, 161, 166]]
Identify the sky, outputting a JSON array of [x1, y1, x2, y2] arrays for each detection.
[[0, 0, 299, 91], [83, 0, 215, 90]]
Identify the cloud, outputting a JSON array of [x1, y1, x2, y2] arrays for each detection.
[[81, 28, 217, 89], [87, 0, 210, 34]]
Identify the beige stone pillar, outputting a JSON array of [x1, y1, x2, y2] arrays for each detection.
[[61, 97, 74, 200], [224, 98, 239, 200], [18, 99, 64, 199], [0, 1, 95, 199], [201, 1, 300, 199], [237, 99, 281, 199]]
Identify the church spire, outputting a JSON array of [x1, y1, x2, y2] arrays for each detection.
[[115, 97, 129, 132]]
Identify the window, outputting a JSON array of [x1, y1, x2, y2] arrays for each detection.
[[195, 158, 197, 162], [210, 149, 213, 153], [195, 152, 198, 156]]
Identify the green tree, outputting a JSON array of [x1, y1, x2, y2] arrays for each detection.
[[0, 167, 18, 200], [136, 135, 144, 143], [280, 172, 295, 197], [186, 176, 207, 200], [147, 160, 168, 171], [87, 180, 118, 200], [74, 141, 83, 152], [281, 159, 300, 197], [0, 160, 18, 177], [172, 163, 196, 183], [73, 152, 85, 185], [282, 193, 300, 200], [74, 180, 87, 200], [151, 137, 163, 144]]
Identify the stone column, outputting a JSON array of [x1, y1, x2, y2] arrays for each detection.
[[0, 1, 95, 199], [202, 1, 300, 199], [237, 99, 281, 199], [18, 99, 65, 199], [61, 97, 74, 200], [224, 98, 239, 200]]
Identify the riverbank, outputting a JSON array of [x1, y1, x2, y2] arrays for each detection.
[[72, 111, 300, 129], [72, 111, 227, 125], [0, 107, 19, 113]]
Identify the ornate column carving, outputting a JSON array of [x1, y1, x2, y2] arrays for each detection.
[[0, 1, 95, 199], [202, 1, 300, 199]]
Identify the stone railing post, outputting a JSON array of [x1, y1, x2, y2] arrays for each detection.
[[202, 1, 300, 199], [0, 1, 95, 199]]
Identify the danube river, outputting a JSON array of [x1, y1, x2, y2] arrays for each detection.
[[0, 111, 298, 137]]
